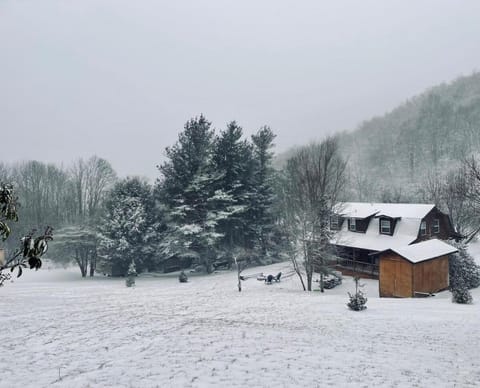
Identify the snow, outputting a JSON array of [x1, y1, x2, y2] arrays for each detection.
[[1, 259, 480, 388], [338, 202, 435, 219], [333, 216, 421, 251], [332, 202, 439, 252], [381, 239, 458, 263]]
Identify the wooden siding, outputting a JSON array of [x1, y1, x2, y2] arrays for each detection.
[[413, 255, 449, 294], [415, 207, 456, 242], [379, 253, 413, 297]]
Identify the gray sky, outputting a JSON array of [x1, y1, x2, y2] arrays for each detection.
[[2, 0, 480, 180]]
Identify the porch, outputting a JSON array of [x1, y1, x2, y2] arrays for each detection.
[[333, 246, 379, 279]]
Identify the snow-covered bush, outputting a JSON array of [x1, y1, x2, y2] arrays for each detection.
[[125, 260, 136, 288], [347, 277, 367, 311], [178, 270, 188, 283], [451, 285, 472, 304], [449, 242, 480, 290]]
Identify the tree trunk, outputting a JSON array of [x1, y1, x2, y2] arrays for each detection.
[[89, 250, 96, 277], [306, 265, 313, 291], [234, 257, 242, 292], [291, 255, 306, 291]]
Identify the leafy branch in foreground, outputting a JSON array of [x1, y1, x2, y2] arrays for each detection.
[[0, 182, 53, 287]]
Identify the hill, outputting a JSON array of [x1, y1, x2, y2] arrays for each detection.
[[277, 72, 480, 201]]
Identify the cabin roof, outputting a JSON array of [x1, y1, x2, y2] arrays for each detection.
[[379, 239, 458, 263], [336, 202, 435, 219], [332, 217, 421, 251]]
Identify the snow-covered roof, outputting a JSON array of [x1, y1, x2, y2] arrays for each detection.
[[380, 239, 458, 264], [332, 217, 421, 251], [331, 202, 443, 252], [336, 202, 435, 219]]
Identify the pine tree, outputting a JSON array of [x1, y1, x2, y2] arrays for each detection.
[[211, 122, 253, 253], [248, 126, 277, 257], [97, 177, 153, 276], [159, 169, 225, 273], [157, 115, 214, 205], [449, 241, 480, 290], [449, 241, 479, 304], [347, 277, 368, 311]]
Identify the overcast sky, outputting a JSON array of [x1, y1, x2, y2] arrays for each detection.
[[1, 0, 480, 180]]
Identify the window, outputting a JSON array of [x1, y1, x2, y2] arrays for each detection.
[[380, 219, 391, 235], [420, 220, 427, 235], [330, 216, 339, 230], [349, 218, 356, 231], [432, 219, 440, 234]]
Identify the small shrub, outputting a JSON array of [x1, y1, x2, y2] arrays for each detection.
[[347, 276, 367, 311], [347, 291, 368, 311], [178, 270, 188, 283], [125, 260, 136, 288]]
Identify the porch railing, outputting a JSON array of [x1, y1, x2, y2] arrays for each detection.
[[335, 257, 379, 277]]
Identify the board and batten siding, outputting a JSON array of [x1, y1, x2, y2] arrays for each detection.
[[413, 256, 449, 294], [379, 253, 413, 297], [379, 253, 450, 297]]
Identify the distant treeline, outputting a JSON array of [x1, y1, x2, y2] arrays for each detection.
[[338, 72, 480, 201]]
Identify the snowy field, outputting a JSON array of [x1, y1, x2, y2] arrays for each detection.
[[1, 249, 480, 388]]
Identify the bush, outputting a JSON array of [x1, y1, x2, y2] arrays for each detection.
[[347, 291, 368, 311], [452, 285, 472, 304], [347, 276, 367, 311], [125, 260, 136, 288], [178, 270, 188, 283]]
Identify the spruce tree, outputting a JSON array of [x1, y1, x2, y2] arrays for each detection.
[[248, 126, 277, 257], [212, 121, 253, 252], [97, 177, 153, 276]]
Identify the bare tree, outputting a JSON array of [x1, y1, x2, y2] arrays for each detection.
[[70, 156, 116, 222], [279, 137, 347, 291], [462, 157, 480, 242]]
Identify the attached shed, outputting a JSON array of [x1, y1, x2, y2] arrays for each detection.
[[378, 239, 457, 298]]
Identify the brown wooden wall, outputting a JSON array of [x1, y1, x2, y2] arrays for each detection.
[[379, 253, 413, 297], [415, 208, 455, 242], [413, 255, 449, 294]]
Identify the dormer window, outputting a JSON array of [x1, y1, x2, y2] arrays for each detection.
[[420, 220, 427, 235], [432, 219, 440, 234], [348, 218, 356, 231], [380, 219, 391, 235]]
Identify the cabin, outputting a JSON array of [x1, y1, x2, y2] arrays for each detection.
[[330, 202, 461, 297]]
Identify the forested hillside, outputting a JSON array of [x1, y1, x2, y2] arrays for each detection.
[[339, 72, 480, 200]]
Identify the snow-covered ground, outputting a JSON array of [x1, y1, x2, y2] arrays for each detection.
[[1, 251, 480, 388]]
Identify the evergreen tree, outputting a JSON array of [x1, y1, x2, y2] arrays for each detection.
[[212, 122, 253, 252], [97, 177, 153, 276], [248, 126, 277, 256], [157, 115, 214, 205], [156, 116, 219, 271], [449, 242, 480, 290]]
